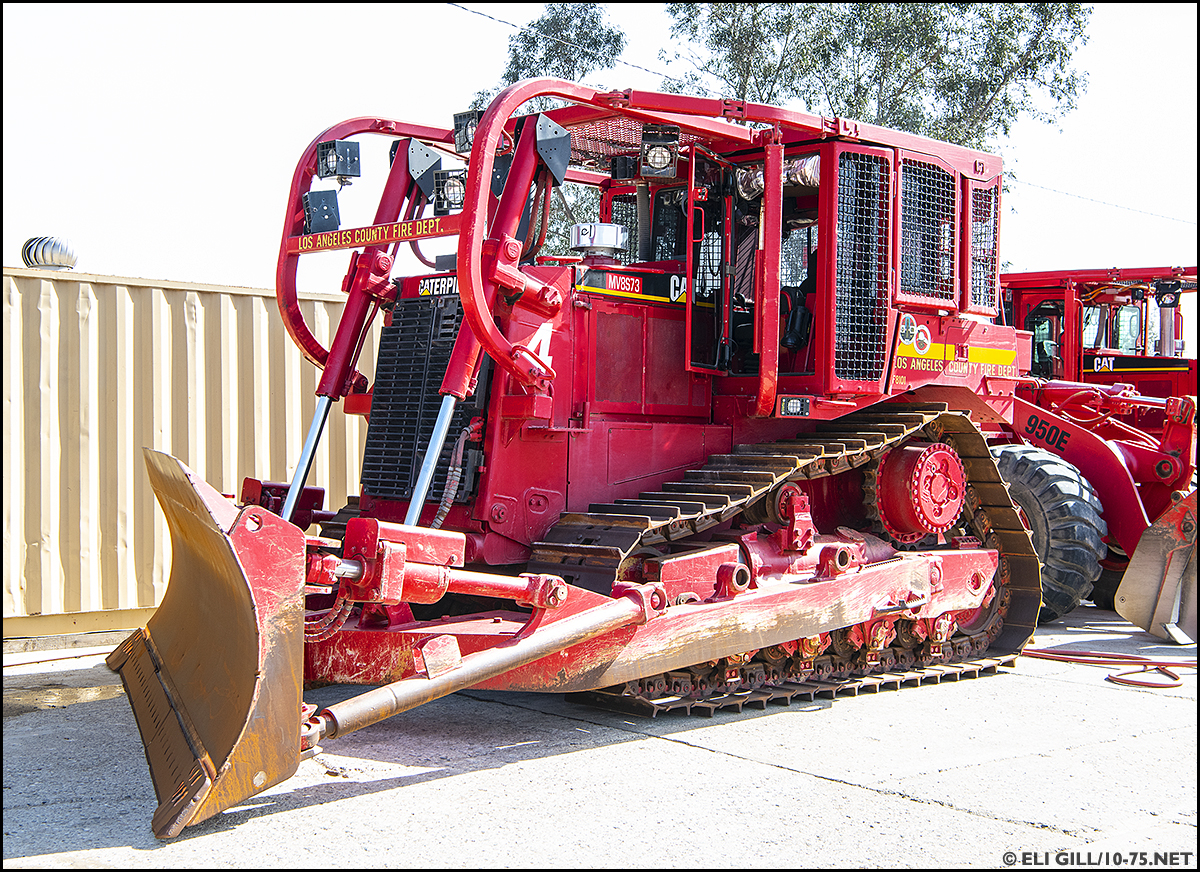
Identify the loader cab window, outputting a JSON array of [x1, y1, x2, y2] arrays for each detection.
[[687, 154, 733, 372], [1082, 304, 1107, 349], [730, 176, 820, 377], [779, 220, 819, 375], [1112, 304, 1142, 354], [681, 148, 824, 376], [719, 153, 822, 377], [1024, 302, 1063, 378]]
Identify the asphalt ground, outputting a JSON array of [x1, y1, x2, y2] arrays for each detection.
[[3, 602, 1196, 869]]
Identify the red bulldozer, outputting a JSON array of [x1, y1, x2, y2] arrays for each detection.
[[107, 78, 1193, 839]]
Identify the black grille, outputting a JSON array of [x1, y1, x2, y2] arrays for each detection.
[[900, 158, 957, 302], [835, 152, 890, 382], [360, 295, 485, 503], [651, 187, 686, 261]]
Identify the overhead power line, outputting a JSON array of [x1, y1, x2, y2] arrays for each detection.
[[446, 2, 693, 89], [1011, 179, 1196, 226], [448, 3, 1198, 229]]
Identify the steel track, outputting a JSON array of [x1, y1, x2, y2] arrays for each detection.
[[526, 402, 1041, 717]]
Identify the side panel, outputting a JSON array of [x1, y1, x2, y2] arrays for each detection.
[[585, 292, 710, 418], [566, 422, 730, 511]]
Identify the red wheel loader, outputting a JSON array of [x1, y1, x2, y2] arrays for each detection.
[[975, 269, 1197, 623], [105, 77, 1189, 838], [1002, 266, 1196, 433]]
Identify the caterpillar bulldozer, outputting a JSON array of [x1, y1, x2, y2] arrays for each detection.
[[983, 267, 1197, 622], [107, 78, 1191, 839]]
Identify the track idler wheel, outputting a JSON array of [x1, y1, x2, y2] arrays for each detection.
[[874, 442, 966, 545]]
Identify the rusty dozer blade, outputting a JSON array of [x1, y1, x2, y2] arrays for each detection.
[[1116, 490, 1198, 644], [107, 449, 306, 838]]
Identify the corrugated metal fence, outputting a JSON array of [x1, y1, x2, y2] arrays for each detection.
[[2, 267, 380, 636]]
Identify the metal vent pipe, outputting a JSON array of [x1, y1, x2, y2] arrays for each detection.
[[21, 237, 78, 270]]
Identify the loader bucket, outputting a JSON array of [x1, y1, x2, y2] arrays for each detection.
[[1115, 490, 1197, 644], [107, 449, 307, 837]]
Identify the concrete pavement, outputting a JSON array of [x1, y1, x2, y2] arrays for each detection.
[[3, 602, 1195, 868]]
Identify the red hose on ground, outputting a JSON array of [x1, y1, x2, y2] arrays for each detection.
[[1021, 648, 1197, 688]]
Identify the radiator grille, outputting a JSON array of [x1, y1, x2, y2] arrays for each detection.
[[900, 158, 957, 302], [969, 183, 1000, 311], [360, 295, 483, 503], [835, 152, 890, 382]]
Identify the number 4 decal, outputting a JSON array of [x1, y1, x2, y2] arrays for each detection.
[[525, 321, 554, 370]]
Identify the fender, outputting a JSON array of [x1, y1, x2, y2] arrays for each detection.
[[1010, 396, 1148, 555]]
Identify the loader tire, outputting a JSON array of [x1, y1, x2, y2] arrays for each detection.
[[1089, 564, 1125, 611], [991, 445, 1107, 624]]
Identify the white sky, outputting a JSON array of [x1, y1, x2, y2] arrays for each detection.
[[4, 2, 1196, 347]]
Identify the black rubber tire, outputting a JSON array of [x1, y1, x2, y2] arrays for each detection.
[[991, 445, 1108, 624], [1089, 565, 1125, 611]]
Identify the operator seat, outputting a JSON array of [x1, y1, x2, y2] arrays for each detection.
[[782, 247, 817, 351]]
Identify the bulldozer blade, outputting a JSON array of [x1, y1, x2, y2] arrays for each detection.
[[1115, 490, 1197, 644], [107, 449, 307, 837]]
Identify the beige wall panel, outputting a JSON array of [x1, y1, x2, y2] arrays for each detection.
[[2, 268, 381, 629], [3, 275, 25, 616]]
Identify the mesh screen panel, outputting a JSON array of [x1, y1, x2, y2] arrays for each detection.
[[566, 116, 703, 171], [835, 152, 890, 382], [969, 183, 1000, 310], [696, 227, 724, 299], [651, 188, 686, 261], [781, 226, 817, 286], [610, 195, 638, 265], [900, 159, 956, 302]]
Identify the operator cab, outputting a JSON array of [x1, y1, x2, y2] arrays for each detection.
[[1023, 301, 1065, 378], [604, 149, 823, 379]]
